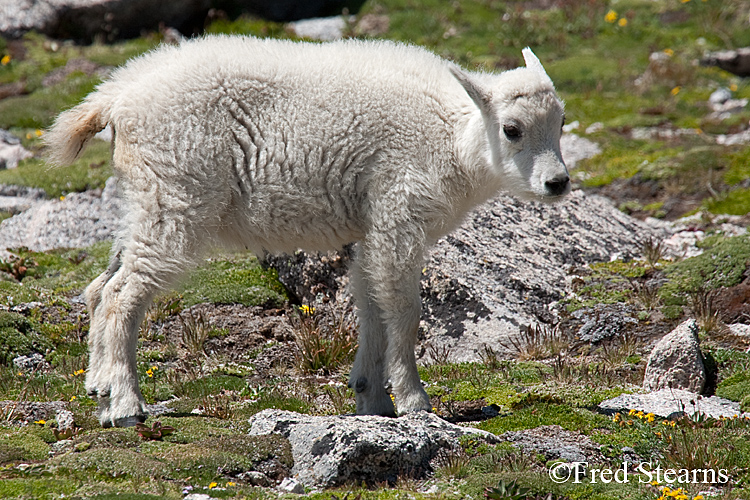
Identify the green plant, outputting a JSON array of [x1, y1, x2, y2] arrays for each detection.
[[134, 421, 175, 441], [178, 309, 211, 357], [661, 412, 750, 476], [484, 479, 570, 500], [501, 323, 570, 361], [291, 302, 358, 375]]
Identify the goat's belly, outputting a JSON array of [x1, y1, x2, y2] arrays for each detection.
[[230, 189, 365, 253]]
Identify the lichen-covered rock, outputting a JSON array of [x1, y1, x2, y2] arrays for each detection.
[[266, 190, 666, 363], [0, 176, 122, 256], [246, 409, 498, 488], [502, 425, 602, 463], [643, 319, 705, 393], [599, 388, 750, 420]]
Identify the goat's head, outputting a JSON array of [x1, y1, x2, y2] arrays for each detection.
[[452, 48, 570, 201]]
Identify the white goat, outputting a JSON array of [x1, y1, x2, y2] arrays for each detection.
[[45, 36, 569, 427]]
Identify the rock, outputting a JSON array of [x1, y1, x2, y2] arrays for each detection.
[[701, 47, 750, 77], [0, 129, 33, 170], [288, 16, 351, 41], [353, 13, 389, 37], [643, 319, 706, 394], [585, 122, 604, 134], [0, 401, 69, 423], [0, 176, 122, 255], [573, 303, 639, 343], [267, 191, 667, 363], [12, 353, 49, 372], [0, 0, 364, 39], [0, 0, 211, 40], [709, 87, 732, 106], [55, 409, 75, 430], [229, 0, 362, 22], [599, 388, 750, 420], [0, 184, 47, 215], [247, 409, 499, 488], [502, 425, 602, 463], [237, 470, 271, 486], [278, 477, 305, 494], [559, 133, 601, 169], [184, 494, 218, 500]]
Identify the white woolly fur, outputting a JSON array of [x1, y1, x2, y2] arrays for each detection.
[[45, 35, 568, 426]]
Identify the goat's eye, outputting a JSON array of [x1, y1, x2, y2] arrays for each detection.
[[503, 124, 522, 141]]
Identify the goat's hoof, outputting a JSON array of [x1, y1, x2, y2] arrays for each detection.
[[87, 388, 111, 398], [113, 414, 147, 428]]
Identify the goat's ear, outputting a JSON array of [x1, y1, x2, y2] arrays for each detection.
[[450, 65, 492, 117], [522, 47, 554, 87]]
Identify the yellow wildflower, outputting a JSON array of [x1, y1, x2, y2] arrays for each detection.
[[730, 84, 738, 92], [605, 10, 618, 23], [209, 482, 218, 489], [664, 48, 674, 57], [299, 304, 315, 316], [70, 396, 77, 401], [645, 412, 655, 423], [35, 129, 43, 137], [671, 86, 681, 96], [146, 369, 154, 378], [34, 420, 46, 425], [628, 408, 637, 416], [693, 496, 704, 500], [618, 18, 628, 27], [226, 481, 236, 487], [1, 54, 10, 65]]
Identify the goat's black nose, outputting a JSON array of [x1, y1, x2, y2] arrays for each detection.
[[545, 175, 570, 196]]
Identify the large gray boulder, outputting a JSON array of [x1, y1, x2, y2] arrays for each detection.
[[642, 319, 706, 394], [0, 0, 210, 40], [0, 0, 363, 40], [0, 176, 122, 255], [270, 189, 666, 363], [701, 47, 750, 77], [246, 409, 498, 488]]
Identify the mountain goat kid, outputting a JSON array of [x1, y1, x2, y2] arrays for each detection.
[[45, 36, 569, 427]]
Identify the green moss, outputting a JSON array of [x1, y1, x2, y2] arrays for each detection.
[[0, 312, 52, 365], [179, 374, 247, 398], [205, 15, 291, 38], [145, 433, 291, 481], [477, 403, 610, 435], [0, 429, 51, 463], [0, 72, 101, 129], [716, 369, 750, 403], [0, 140, 112, 198], [660, 234, 750, 301], [178, 253, 287, 307], [703, 188, 750, 216], [54, 447, 170, 480], [0, 478, 80, 500]]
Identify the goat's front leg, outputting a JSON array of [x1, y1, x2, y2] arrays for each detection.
[[356, 227, 431, 416], [349, 258, 396, 417]]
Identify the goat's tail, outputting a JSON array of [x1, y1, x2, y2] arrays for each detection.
[[44, 94, 110, 166]]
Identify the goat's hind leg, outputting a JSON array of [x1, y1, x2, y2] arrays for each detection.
[[86, 221, 201, 427]]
